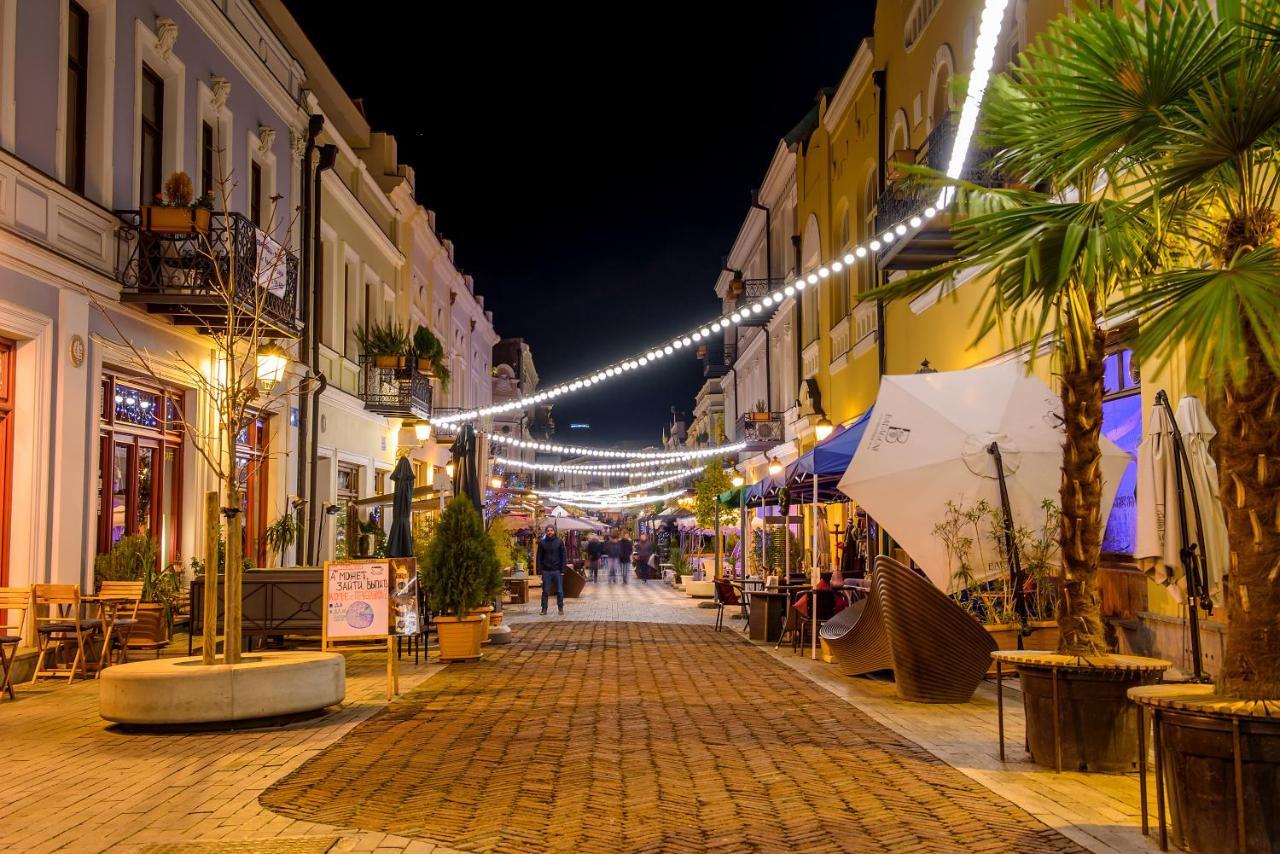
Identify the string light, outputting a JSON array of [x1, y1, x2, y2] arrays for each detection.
[[430, 0, 1008, 430], [493, 456, 694, 476], [488, 432, 745, 461], [546, 488, 690, 510], [533, 468, 700, 500]]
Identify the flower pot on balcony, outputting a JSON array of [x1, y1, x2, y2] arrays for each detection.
[[141, 206, 211, 234], [749, 412, 771, 422], [373, 355, 406, 369], [434, 614, 484, 662], [416, 358, 434, 375]]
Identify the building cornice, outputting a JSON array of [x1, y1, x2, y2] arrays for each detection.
[[823, 39, 875, 135], [318, 168, 404, 269]]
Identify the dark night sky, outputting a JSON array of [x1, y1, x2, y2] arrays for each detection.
[[283, 2, 875, 444]]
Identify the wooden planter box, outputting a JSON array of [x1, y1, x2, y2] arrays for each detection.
[[126, 602, 170, 656], [373, 355, 406, 369], [435, 614, 484, 662], [141, 205, 211, 234], [749, 411, 772, 422]]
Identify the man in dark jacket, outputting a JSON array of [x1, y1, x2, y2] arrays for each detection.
[[617, 533, 633, 584], [537, 525, 567, 615], [633, 534, 654, 584], [586, 534, 604, 582]]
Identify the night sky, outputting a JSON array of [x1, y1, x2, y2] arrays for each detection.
[[283, 2, 875, 444]]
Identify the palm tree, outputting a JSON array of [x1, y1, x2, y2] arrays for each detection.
[[868, 0, 1235, 655]]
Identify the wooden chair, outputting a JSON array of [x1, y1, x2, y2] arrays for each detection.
[[0, 587, 30, 699], [712, 579, 741, 632], [96, 580, 143, 667], [31, 584, 101, 683], [793, 589, 845, 653]]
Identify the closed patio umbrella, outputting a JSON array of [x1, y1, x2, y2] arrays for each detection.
[[385, 455, 415, 559], [837, 362, 1129, 592], [1175, 395, 1230, 606], [450, 424, 482, 513]]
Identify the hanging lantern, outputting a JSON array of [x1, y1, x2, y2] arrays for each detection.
[[414, 420, 432, 442], [731, 473, 745, 488], [489, 476, 503, 490], [815, 416, 834, 442], [255, 343, 288, 391], [445, 461, 455, 479], [768, 458, 783, 476]]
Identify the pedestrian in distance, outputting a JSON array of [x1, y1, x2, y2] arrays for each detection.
[[586, 533, 603, 582], [618, 532, 633, 584], [605, 533, 621, 583], [537, 525, 567, 615], [634, 533, 655, 585]]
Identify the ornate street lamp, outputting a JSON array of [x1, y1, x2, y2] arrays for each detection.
[[731, 473, 745, 488], [815, 415, 834, 442], [768, 458, 783, 476], [414, 420, 432, 442], [445, 461, 455, 479], [255, 343, 288, 391], [489, 475, 503, 490]]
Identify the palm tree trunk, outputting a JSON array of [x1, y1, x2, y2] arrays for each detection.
[[1214, 335, 1280, 700], [1056, 315, 1108, 655]]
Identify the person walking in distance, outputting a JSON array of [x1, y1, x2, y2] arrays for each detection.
[[604, 533, 621, 583], [537, 525, 567, 615], [633, 533, 654, 585], [585, 533, 603, 583], [617, 532, 633, 585]]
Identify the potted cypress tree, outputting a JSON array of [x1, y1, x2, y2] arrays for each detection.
[[421, 496, 498, 662]]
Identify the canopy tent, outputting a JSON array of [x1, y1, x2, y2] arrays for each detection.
[[536, 515, 600, 532], [783, 409, 874, 501], [717, 485, 748, 509]]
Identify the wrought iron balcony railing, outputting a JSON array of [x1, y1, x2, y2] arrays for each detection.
[[115, 211, 300, 337], [735, 412, 785, 446], [875, 115, 1002, 232], [727, 277, 789, 326], [358, 356, 433, 420]]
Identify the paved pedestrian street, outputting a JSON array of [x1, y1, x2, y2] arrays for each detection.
[[0, 581, 1151, 853], [262, 620, 1082, 853]]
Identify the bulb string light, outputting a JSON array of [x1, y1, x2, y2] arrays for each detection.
[[487, 432, 745, 461], [432, 0, 1008, 430], [492, 456, 694, 477], [544, 488, 690, 510], [533, 468, 699, 500]]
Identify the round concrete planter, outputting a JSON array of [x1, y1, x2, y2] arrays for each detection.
[[99, 651, 345, 726]]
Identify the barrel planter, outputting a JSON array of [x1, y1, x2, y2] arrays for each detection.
[[434, 614, 484, 662], [993, 651, 1169, 772], [1129, 685, 1280, 853]]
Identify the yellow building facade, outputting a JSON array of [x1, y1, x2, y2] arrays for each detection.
[[787, 0, 1211, 672]]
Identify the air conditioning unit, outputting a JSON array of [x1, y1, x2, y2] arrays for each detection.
[[752, 419, 783, 443]]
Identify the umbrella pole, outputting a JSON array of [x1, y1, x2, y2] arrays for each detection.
[[987, 442, 1028, 639], [1156, 390, 1211, 683], [812, 473, 819, 660]]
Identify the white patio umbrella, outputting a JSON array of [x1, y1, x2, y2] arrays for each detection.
[[837, 362, 1129, 591], [1176, 396, 1231, 606]]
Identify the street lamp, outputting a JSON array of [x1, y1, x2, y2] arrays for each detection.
[[768, 458, 783, 476], [413, 420, 432, 442], [731, 473, 745, 488], [255, 343, 288, 391], [815, 415, 834, 442], [489, 475, 503, 490], [445, 461, 455, 479]]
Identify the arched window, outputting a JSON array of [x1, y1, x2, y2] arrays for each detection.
[[800, 214, 821, 345], [929, 45, 955, 131], [831, 201, 850, 323]]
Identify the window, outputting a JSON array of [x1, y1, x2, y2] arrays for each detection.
[[802, 287, 819, 345], [236, 415, 270, 566], [343, 262, 355, 359], [98, 373, 183, 566], [139, 65, 164, 205], [250, 159, 262, 227], [860, 170, 878, 294], [0, 338, 13, 586], [1101, 348, 1141, 555], [334, 463, 360, 559], [65, 1, 89, 194], [200, 121, 215, 198], [832, 205, 851, 323]]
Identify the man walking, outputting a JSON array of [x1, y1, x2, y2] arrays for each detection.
[[633, 533, 654, 585], [604, 533, 620, 583], [586, 533, 603, 582], [618, 532, 633, 585], [537, 525, 567, 615]]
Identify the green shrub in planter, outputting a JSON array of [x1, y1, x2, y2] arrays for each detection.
[[421, 497, 500, 615]]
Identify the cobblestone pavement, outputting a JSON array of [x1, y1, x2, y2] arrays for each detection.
[[504, 574, 721, 626], [261, 621, 1084, 853]]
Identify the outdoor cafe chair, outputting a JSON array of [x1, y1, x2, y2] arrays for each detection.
[[792, 588, 844, 654], [31, 584, 101, 683], [0, 587, 30, 699], [93, 581, 144, 668], [712, 579, 740, 632]]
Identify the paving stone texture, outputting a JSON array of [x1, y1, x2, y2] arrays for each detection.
[[261, 620, 1084, 853]]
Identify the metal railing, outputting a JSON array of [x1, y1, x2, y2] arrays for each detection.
[[875, 115, 1002, 232], [116, 211, 299, 333], [357, 356, 433, 420]]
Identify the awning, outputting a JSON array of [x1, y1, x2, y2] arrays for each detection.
[[783, 409, 874, 502], [352, 486, 444, 509]]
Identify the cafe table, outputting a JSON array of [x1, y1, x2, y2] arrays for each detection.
[[744, 584, 808, 643], [80, 594, 138, 671]]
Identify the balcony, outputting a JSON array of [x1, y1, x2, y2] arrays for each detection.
[[357, 357, 433, 420], [735, 412, 785, 448], [116, 211, 300, 337], [875, 115, 1003, 272], [429, 408, 466, 443], [727, 277, 788, 327]]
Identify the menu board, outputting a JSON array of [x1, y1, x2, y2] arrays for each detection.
[[325, 561, 391, 640], [389, 558, 421, 637]]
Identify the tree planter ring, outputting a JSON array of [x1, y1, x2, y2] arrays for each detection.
[[1129, 684, 1280, 853], [993, 650, 1169, 773]]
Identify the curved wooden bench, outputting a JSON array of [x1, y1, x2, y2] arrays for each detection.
[[562, 568, 587, 599], [875, 556, 997, 703], [819, 587, 892, 676]]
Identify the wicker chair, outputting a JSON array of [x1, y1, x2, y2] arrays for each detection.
[[877, 556, 996, 703], [820, 585, 893, 676]]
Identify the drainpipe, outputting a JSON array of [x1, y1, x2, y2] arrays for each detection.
[[873, 69, 888, 380], [304, 143, 338, 565], [791, 233, 803, 409], [294, 114, 323, 563]]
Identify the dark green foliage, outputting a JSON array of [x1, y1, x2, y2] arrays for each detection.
[[421, 496, 501, 615]]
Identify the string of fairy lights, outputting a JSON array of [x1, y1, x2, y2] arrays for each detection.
[[487, 431, 746, 461], [491, 456, 696, 477], [478, 0, 1010, 510]]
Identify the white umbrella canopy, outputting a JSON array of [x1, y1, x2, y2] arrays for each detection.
[[536, 515, 598, 532], [837, 362, 1129, 591], [1177, 396, 1231, 606]]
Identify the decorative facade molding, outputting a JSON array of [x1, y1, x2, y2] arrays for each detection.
[[289, 128, 307, 159], [209, 76, 231, 113], [257, 125, 276, 155], [154, 16, 178, 60]]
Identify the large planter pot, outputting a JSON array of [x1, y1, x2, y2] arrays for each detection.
[[140, 205, 211, 234], [562, 568, 587, 598], [435, 615, 484, 662], [1025, 620, 1060, 652], [1129, 685, 1280, 853], [126, 602, 170, 654], [994, 651, 1170, 773], [468, 606, 494, 644], [985, 624, 1023, 675]]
